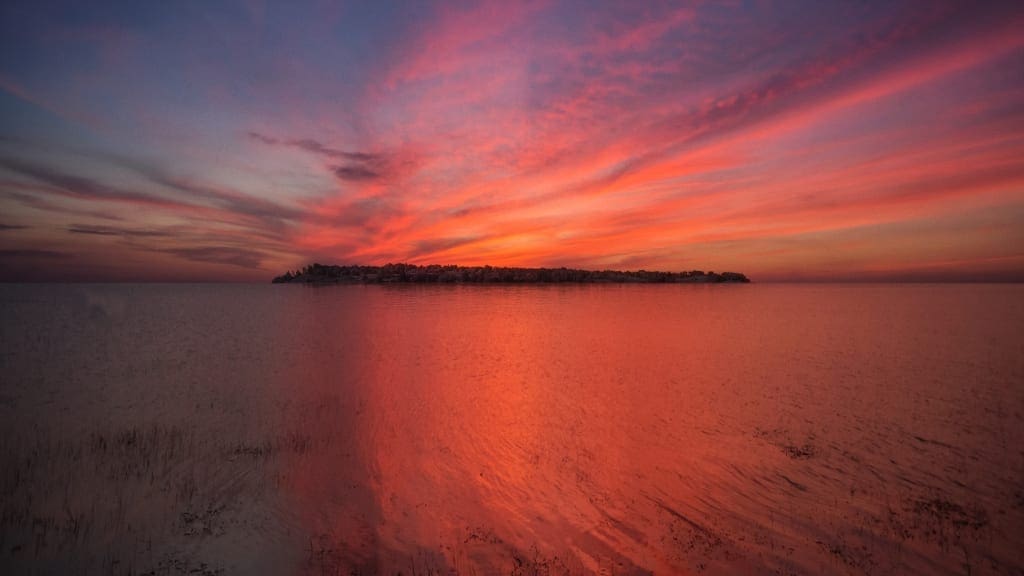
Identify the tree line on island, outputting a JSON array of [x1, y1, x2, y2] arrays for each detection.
[[273, 263, 750, 284]]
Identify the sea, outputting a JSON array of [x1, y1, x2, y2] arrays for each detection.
[[0, 283, 1021, 575]]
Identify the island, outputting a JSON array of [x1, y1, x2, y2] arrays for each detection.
[[273, 263, 750, 284]]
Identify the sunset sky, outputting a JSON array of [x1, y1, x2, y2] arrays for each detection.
[[1, 0, 1022, 281]]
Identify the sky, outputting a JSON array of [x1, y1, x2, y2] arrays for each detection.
[[0, 0, 1022, 282]]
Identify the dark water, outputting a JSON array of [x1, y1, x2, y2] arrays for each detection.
[[1, 283, 1022, 575]]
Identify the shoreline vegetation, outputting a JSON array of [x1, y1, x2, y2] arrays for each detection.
[[272, 263, 750, 284]]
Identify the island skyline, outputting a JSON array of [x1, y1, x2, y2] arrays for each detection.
[[273, 263, 750, 284]]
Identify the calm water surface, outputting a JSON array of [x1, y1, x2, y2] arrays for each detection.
[[1, 284, 1022, 575]]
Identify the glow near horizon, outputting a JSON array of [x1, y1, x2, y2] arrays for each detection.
[[0, 1, 1022, 281]]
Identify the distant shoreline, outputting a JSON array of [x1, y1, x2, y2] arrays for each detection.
[[273, 263, 750, 284]]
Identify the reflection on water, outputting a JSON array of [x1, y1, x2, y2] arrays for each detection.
[[1, 283, 1022, 575]]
